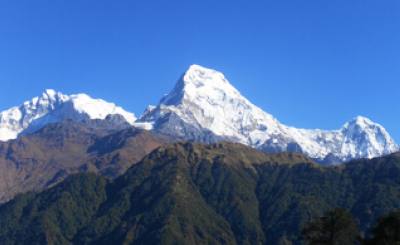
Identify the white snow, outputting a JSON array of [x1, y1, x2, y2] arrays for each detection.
[[156, 64, 282, 143], [0, 65, 397, 163], [68, 93, 136, 124], [140, 64, 399, 163], [0, 89, 136, 141]]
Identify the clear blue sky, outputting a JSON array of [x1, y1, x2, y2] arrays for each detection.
[[0, 0, 399, 141]]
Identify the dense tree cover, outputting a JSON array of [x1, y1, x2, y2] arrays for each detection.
[[0, 143, 399, 244], [301, 208, 360, 245], [0, 174, 108, 245], [302, 209, 400, 245], [364, 210, 400, 245]]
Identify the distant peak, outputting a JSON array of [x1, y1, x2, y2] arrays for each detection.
[[181, 64, 238, 94], [38, 89, 70, 102], [159, 64, 240, 106], [0, 89, 138, 141], [183, 64, 227, 83], [341, 116, 383, 133], [347, 116, 375, 127], [353, 115, 371, 122], [44, 89, 57, 95], [41, 89, 59, 98], [187, 64, 206, 70], [186, 64, 214, 72], [185, 64, 219, 74]]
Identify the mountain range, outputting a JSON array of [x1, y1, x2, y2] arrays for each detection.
[[0, 65, 398, 164], [0, 65, 399, 244]]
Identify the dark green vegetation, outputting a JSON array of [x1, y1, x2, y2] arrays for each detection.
[[301, 208, 360, 245], [301, 209, 400, 245], [364, 210, 400, 245], [0, 142, 399, 244]]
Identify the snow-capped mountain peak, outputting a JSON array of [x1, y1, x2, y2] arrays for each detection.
[[160, 64, 241, 106], [338, 116, 398, 160], [42, 88, 60, 98], [0, 66, 397, 164], [140, 64, 398, 163], [342, 116, 391, 140], [142, 64, 280, 144], [343, 116, 379, 130], [0, 89, 136, 141], [181, 64, 234, 93]]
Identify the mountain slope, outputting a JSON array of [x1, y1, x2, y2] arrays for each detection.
[[0, 142, 314, 245], [139, 64, 398, 163], [0, 142, 400, 244], [0, 119, 165, 203], [0, 89, 137, 141]]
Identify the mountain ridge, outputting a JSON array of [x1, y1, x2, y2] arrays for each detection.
[[0, 64, 398, 163], [0, 119, 165, 203], [139, 64, 398, 163], [0, 89, 137, 141]]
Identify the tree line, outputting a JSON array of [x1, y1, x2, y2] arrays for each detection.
[[301, 208, 400, 245]]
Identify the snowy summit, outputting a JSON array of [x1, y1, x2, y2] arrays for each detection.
[[139, 64, 399, 163], [0, 65, 397, 164], [0, 89, 136, 141]]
